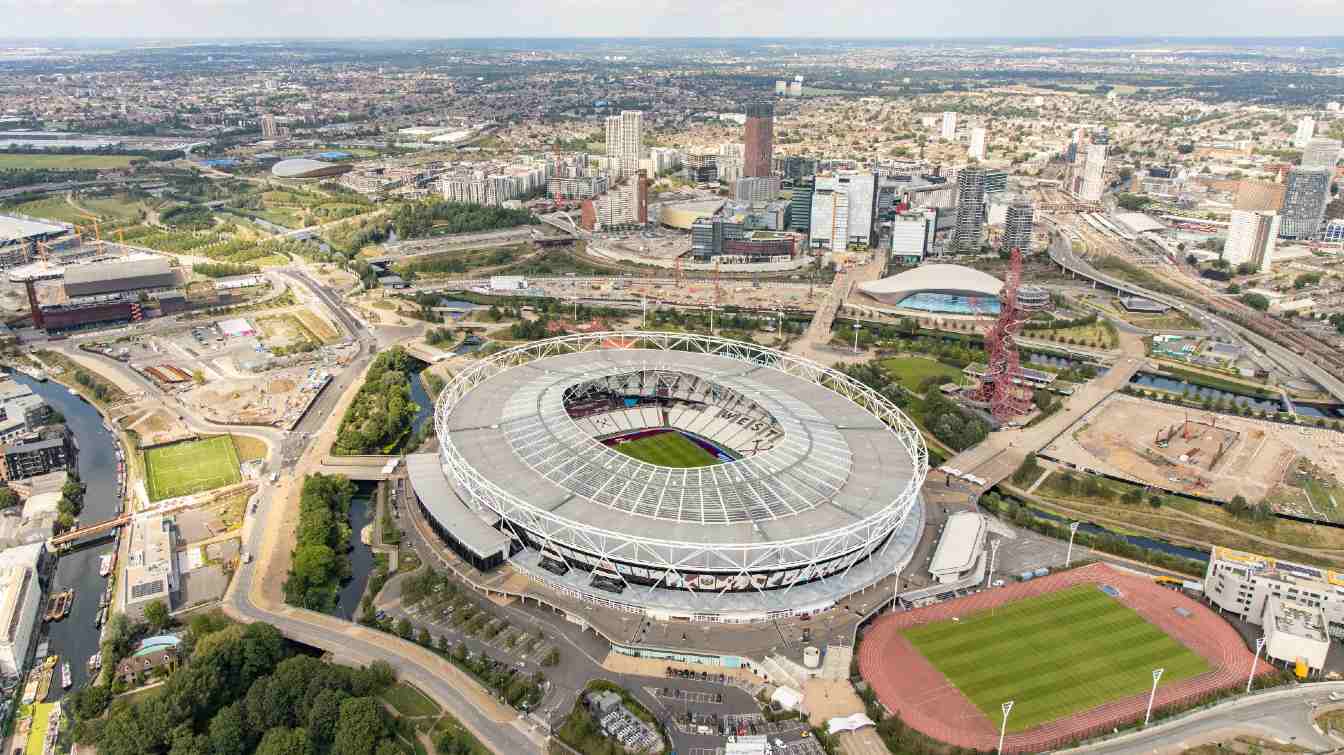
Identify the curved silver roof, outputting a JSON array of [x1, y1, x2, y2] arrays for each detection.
[[858, 264, 1003, 299], [436, 334, 927, 553]]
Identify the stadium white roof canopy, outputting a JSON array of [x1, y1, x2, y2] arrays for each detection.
[[858, 264, 1003, 300], [445, 349, 913, 543]]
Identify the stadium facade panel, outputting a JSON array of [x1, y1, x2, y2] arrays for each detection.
[[432, 332, 927, 621]]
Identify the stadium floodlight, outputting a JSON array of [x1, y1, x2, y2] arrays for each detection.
[[997, 700, 1014, 754], [1144, 667, 1164, 727], [890, 564, 904, 612], [852, 321, 862, 353], [1065, 521, 1081, 568], [985, 538, 1002, 589], [1247, 636, 1266, 693]]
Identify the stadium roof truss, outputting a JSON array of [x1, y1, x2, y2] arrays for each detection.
[[435, 331, 928, 609]]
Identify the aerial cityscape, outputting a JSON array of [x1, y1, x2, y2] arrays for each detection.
[[1, 29, 1344, 755]]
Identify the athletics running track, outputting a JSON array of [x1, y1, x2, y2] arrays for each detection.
[[858, 563, 1274, 753]]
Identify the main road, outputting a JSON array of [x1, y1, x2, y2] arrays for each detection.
[[1047, 236, 1344, 404], [214, 264, 547, 754], [1065, 683, 1344, 754]]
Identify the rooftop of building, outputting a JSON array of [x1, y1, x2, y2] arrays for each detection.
[[858, 264, 1004, 299], [0, 214, 69, 246], [63, 255, 177, 298], [1212, 545, 1344, 592], [929, 511, 986, 577], [0, 565, 32, 645]]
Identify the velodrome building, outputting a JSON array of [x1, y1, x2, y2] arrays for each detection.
[[409, 332, 928, 623]]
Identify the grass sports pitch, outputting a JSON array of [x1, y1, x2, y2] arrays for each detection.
[[144, 435, 243, 501], [610, 430, 721, 468], [901, 584, 1210, 732]]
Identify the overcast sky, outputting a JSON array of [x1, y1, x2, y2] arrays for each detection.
[[8, 0, 1344, 41]]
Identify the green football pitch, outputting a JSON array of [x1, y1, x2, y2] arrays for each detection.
[[901, 584, 1210, 732], [610, 430, 721, 468], [143, 435, 243, 501]]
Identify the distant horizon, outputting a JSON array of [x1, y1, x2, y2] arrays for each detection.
[[3, 0, 1343, 45], [6, 34, 1344, 42]]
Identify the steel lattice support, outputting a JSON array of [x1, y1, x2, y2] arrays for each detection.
[[431, 331, 928, 613], [969, 247, 1035, 421]]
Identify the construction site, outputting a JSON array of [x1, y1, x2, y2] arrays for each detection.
[[1041, 394, 1344, 515]]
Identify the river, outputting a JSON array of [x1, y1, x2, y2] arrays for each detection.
[[333, 485, 376, 620], [1131, 372, 1343, 419], [10, 373, 120, 698]]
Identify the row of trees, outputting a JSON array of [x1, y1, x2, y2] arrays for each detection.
[[334, 348, 417, 455], [193, 261, 261, 278], [391, 199, 536, 240], [284, 474, 357, 612]]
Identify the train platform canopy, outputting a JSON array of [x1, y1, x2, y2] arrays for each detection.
[[1114, 212, 1166, 235]]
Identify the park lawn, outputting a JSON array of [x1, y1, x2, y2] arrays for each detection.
[[610, 430, 720, 468], [143, 435, 242, 501], [0, 153, 138, 170], [901, 584, 1210, 733], [75, 194, 148, 221], [381, 681, 442, 718], [880, 356, 963, 394], [4, 196, 92, 224]]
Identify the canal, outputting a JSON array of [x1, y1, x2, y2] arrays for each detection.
[[11, 373, 121, 698]]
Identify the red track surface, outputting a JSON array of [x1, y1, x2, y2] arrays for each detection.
[[858, 563, 1274, 753]]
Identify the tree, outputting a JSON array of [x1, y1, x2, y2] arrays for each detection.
[[143, 599, 171, 633], [0, 486, 17, 509], [1240, 293, 1271, 312], [256, 727, 313, 755], [206, 702, 249, 755], [417, 628, 432, 646], [332, 697, 388, 755], [395, 618, 413, 639], [305, 688, 348, 752], [192, 369, 206, 385]]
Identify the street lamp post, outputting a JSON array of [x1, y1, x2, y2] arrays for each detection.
[[1144, 668, 1164, 727], [1065, 521, 1081, 568], [998, 700, 1014, 754], [1247, 637, 1266, 693], [985, 538, 1001, 589], [709, 306, 716, 335], [641, 296, 647, 328], [852, 322, 862, 353]]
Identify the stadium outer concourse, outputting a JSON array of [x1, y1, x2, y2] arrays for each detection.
[[430, 331, 928, 623]]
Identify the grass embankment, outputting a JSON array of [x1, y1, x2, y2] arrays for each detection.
[[1027, 472, 1344, 567], [0, 153, 137, 170], [903, 584, 1209, 733]]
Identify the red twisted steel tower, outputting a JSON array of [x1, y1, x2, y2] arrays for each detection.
[[969, 247, 1034, 421]]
